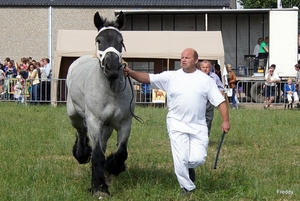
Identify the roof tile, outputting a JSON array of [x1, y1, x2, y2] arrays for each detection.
[[0, 0, 231, 8]]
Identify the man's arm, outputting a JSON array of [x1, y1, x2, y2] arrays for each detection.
[[123, 66, 150, 84], [218, 101, 230, 133], [264, 46, 269, 52]]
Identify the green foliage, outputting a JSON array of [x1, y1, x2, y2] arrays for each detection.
[[239, 0, 300, 8], [0, 103, 299, 200]]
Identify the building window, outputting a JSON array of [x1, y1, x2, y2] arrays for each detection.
[[128, 62, 154, 73]]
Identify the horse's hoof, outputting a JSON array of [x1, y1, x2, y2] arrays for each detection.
[[105, 172, 112, 185], [93, 191, 110, 199]]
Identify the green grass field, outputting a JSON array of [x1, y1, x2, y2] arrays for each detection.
[[0, 102, 299, 201]]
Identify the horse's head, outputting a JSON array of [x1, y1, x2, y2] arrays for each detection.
[[94, 11, 125, 81]]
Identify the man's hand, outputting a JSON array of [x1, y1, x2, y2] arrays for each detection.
[[123, 66, 131, 77], [221, 121, 230, 133]]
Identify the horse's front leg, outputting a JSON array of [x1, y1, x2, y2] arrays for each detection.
[[68, 107, 91, 164], [87, 119, 110, 198], [106, 123, 131, 176]]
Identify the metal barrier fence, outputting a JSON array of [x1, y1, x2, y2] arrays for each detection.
[[1, 78, 55, 104], [1, 78, 293, 107], [236, 80, 291, 105], [0, 78, 166, 106]]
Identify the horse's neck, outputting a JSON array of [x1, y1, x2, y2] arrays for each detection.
[[98, 69, 126, 92], [112, 74, 127, 91]]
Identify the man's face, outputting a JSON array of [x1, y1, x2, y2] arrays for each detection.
[[180, 49, 197, 73], [200, 63, 211, 75]]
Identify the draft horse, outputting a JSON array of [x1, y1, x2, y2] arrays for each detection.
[[66, 11, 134, 198]]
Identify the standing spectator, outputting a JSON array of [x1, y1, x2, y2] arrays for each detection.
[[27, 63, 40, 105], [294, 63, 300, 95], [0, 67, 5, 94], [214, 63, 222, 81], [264, 67, 280, 109], [298, 34, 300, 54], [42, 58, 52, 102], [123, 48, 230, 194], [260, 36, 269, 53], [258, 37, 269, 69], [197, 60, 224, 136], [20, 57, 28, 70], [226, 64, 237, 109], [3, 57, 10, 71], [37, 61, 47, 103], [253, 38, 263, 57], [4, 60, 17, 99], [253, 38, 263, 72]]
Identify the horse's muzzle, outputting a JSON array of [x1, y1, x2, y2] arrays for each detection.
[[106, 70, 119, 80]]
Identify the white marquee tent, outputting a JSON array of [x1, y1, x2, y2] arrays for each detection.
[[52, 30, 225, 104]]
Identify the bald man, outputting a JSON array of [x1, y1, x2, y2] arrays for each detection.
[[123, 48, 230, 194]]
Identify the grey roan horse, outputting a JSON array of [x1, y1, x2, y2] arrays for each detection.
[[66, 11, 134, 198]]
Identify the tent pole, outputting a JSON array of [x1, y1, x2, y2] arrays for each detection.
[[167, 59, 170, 71]]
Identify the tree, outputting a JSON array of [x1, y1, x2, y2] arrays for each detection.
[[238, 0, 300, 9]]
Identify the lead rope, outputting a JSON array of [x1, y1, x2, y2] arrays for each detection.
[[127, 75, 144, 124], [123, 65, 144, 124]]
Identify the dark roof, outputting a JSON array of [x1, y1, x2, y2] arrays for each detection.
[[0, 0, 231, 8]]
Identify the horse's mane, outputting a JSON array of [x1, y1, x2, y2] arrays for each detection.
[[101, 19, 121, 30]]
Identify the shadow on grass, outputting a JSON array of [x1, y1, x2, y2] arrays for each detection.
[[199, 166, 251, 195], [112, 165, 176, 189]]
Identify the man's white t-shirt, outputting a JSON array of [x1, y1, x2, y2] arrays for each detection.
[[150, 69, 225, 134]]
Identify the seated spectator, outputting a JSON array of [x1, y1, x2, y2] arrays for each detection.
[[284, 78, 299, 106], [141, 83, 152, 102]]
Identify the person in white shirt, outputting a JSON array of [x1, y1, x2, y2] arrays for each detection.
[[253, 38, 263, 72], [264, 66, 280, 108], [123, 48, 230, 194], [41, 58, 51, 102]]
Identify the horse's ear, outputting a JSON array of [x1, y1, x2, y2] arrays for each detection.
[[116, 11, 125, 30], [94, 12, 104, 30]]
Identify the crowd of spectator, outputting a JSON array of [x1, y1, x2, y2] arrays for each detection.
[[0, 57, 52, 104]]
